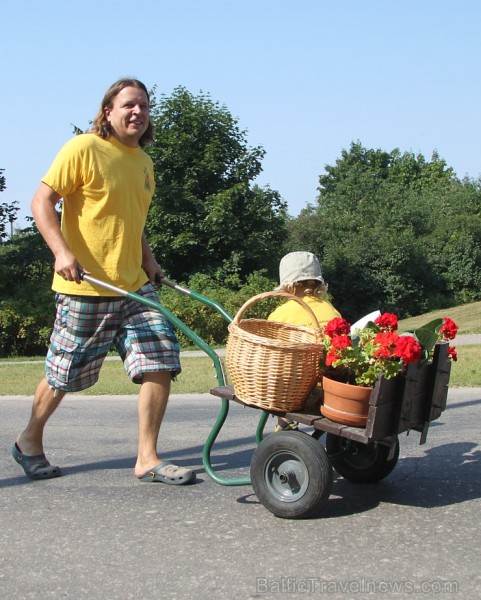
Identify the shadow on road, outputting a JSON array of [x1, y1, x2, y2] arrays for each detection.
[[3, 435, 480, 523]]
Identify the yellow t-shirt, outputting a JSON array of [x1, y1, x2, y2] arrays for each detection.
[[268, 295, 341, 329], [42, 134, 155, 295]]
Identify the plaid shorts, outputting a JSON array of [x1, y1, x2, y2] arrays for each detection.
[[45, 284, 181, 392]]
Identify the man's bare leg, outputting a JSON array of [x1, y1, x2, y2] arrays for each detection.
[[16, 377, 65, 456], [134, 371, 171, 476], [134, 371, 194, 484]]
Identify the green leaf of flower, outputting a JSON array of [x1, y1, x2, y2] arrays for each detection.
[[412, 318, 443, 355]]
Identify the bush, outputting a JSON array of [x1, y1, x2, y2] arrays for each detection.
[[0, 300, 52, 357], [158, 270, 278, 347], [0, 271, 279, 357]]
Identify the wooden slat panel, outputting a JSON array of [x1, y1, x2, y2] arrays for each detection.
[[369, 375, 405, 407], [285, 412, 322, 426], [336, 426, 373, 443], [366, 401, 402, 440], [365, 375, 404, 439], [211, 343, 452, 447], [398, 362, 431, 432], [210, 385, 236, 400], [429, 344, 451, 420], [288, 412, 371, 443]]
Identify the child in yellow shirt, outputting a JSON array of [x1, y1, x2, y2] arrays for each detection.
[[268, 252, 341, 431]]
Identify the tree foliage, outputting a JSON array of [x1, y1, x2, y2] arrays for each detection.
[[0, 168, 6, 193], [158, 270, 277, 347], [288, 141, 481, 320], [0, 222, 55, 356], [0, 170, 21, 240], [145, 87, 289, 282], [2, 127, 480, 356], [0, 200, 20, 240]]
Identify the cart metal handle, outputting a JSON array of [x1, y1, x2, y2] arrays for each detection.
[[155, 274, 234, 324]]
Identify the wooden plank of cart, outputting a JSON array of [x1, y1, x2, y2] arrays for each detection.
[[211, 342, 452, 519]]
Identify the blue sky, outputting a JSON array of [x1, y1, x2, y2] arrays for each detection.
[[1, 1, 480, 228]]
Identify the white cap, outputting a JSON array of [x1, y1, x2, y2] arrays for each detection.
[[278, 252, 325, 287]]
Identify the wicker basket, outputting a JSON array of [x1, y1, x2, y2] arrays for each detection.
[[225, 291, 324, 412]]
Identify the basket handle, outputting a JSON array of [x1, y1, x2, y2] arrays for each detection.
[[232, 291, 322, 330]]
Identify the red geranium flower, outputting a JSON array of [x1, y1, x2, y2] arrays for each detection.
[[321, 311, 458, 387], [324, 317, 350, 338], [448, 347, 458, 361], [330, 334, 352, 350], [394, 336, 422, 365], [373, 346, 392, 359], [439, 317, 458, 341], [325, 348, 341, 367], [374, 330, 399, 351], [374, 312, 398, 331]]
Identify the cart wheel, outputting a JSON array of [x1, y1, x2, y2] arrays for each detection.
[[250, 431, 333, 519], [326, 434, 400, 483]]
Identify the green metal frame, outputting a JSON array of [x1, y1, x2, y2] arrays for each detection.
[[81, 273, 268, 486]]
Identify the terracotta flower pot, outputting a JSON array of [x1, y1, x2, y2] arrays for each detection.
[[320, 376, 373, 427]]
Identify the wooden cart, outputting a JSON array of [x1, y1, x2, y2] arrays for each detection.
[[80, 272, 452, 520], [210, 342, 452, 519]]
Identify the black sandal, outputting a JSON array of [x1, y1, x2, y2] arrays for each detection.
[[12, 443, 61, 480]]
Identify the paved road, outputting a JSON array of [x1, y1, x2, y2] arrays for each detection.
[[1, 388, 480, 599], [453, 333, 481, 345]]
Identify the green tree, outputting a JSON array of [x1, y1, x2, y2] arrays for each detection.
[[424, 178, 481, 305], [288, 142, 464, 320], [0, 170, 21, 240], [0, 221, 55, 356], [318, 142, 454, 196], [145, 87, 289, 283], [0, 201, 20, 240]]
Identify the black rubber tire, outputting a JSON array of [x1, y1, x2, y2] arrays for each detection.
[[325, 434, 400, 483], [250, 431, 333, 519]]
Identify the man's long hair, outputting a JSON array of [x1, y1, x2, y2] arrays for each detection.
[[91, 78, 155, 147]]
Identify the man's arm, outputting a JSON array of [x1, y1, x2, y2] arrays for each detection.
[[31, 182, 86, 283], [141, 233, 163, 284]]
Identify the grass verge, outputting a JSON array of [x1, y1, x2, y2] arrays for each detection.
[[398, 301, 481, 334], [0, 345, 479, 395], [0, 357, 220, 396]]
